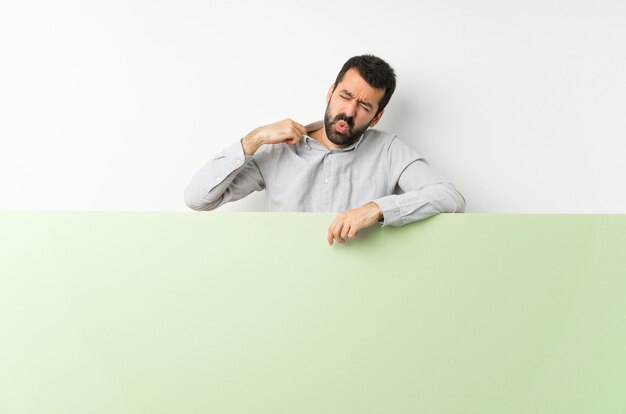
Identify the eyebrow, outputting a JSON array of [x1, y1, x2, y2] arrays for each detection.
[[339, 89, 374, 110]]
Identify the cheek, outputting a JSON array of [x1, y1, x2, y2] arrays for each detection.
[[327, 103, 341, 119], [356, 113, 371, 125]]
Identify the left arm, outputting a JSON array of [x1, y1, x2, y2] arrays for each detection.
[[327, 136, 465, 245], [371, 158, 466, 227]]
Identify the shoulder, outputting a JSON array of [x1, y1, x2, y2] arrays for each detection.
[[363, 127, 423, 160], [361, 127, 393, 146]]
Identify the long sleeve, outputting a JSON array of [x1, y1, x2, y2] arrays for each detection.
[[371, 136, 466, 227], [183, 139, 269, 211]]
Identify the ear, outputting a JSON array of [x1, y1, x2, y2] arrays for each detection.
[[369, 109, 385, 127], [326, 83, 335, 103]]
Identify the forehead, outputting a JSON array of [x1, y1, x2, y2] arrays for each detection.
[[336, 68, 385, 104]]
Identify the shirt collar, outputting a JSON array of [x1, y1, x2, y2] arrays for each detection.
[[302, 120, 366, 152]]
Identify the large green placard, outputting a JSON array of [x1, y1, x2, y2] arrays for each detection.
[[1, 213, 625, 413]]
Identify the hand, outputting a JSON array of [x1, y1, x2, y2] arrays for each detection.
[[241, 118, 307, 155], [327, 202, 384, 246]]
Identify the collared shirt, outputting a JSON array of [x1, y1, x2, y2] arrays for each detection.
[[184, 120, 466, 226]]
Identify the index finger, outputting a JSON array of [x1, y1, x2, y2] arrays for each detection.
[[294, 122, 307, 137]]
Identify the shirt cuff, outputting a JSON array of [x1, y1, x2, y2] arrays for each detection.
[[372, 195, 402, 227], [207, 140, 250, 192], [215, 139, 247, 163]]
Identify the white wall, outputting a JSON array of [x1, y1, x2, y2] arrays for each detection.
[[1, 0, 624, 213]]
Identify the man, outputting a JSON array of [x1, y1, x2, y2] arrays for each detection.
[[184, 54, 466, 246]]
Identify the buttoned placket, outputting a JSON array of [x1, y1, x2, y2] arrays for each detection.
[[302, 131, 365, 212], [322, 151, 332, 211]]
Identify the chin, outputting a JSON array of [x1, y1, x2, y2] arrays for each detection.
[[328, 133, 355, 146]]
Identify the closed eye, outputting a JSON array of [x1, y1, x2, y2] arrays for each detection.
[[341, 95, 371, 111]]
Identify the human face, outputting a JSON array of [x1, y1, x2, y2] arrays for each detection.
[[324, 68, 386, 147]]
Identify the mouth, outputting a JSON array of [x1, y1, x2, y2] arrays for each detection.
[[335, 120, 349, 134]]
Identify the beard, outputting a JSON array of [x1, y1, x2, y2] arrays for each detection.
[[323, 106, 372, 147]]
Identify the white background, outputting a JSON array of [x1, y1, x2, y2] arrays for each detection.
[[1, 0, 624, 212]]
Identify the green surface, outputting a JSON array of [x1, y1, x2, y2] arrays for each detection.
[[0, 212, 625, 413]]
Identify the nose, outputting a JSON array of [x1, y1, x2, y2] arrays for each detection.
[[343, 99, 358, 118]]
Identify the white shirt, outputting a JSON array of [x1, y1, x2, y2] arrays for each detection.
[[184, 120, 466, 226]]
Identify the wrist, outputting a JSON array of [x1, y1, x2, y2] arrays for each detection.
[[241, 129, 265, 156], [368, 201, 384, 221]]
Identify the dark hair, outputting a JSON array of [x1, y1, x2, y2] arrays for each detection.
[[333, 54, 396, 117]]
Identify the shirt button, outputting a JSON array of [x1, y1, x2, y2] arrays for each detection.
[[216, 176, 221, 182], [324, 178, 329, 183], [235, 159, 241, 165]]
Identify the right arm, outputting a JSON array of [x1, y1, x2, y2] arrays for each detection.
[[183, 119, 308, 211]]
